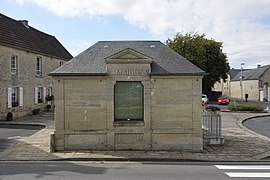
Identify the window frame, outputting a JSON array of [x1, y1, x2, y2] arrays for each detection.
[[36, 56, 42, 76], [114, 81, 144, 122], [11, 87, 19, 107], [37, 87, 43, 103], [60, 61, 64, 66], [11, 55, 18, 75]]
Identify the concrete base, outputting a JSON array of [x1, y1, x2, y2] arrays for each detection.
[[205, 137, 225, 145]]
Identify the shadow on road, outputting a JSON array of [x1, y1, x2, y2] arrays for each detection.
[[0, 161, 107, 177]]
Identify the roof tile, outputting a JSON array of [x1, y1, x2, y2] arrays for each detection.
[[51, 41, 206, 76], [0, 13, 73, 60]]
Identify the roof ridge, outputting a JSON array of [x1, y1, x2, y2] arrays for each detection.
[[98, 40, 161, 43], [0, 13, 72, 60]]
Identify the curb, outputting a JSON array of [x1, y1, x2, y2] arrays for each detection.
[[0, 122, 46, 128], [236, 114, 270, 139], [236, 114, 270, 160], [51, 158, 270, 163]]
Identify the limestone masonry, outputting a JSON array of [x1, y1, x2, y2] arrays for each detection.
[[50, 41, 206, 152]]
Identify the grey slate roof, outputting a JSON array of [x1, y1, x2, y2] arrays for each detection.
[[231, 65, 270, 81], [50, 41, 206, 76], [0, 13, 73, 60], [229, 69, 241, 79]]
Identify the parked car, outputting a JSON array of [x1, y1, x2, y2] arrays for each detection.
[[202, 94, 209, 105], [218, 95, 230, 105]]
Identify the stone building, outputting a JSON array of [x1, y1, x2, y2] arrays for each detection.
[[230, 65, 270, 101], [212, 65, 270, 101], [0, 13, 73, 120], [212, 69, 242, 97], [50, 41, 206, 152]]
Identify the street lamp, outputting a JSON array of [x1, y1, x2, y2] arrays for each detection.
[[240, 62, 245, 102]]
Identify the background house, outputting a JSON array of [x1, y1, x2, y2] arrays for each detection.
[[230, 65, 270, 101], [0, 13, 72, 120], [212, 69, 242, 98], [50, 41, 206, 152], [212, 65, 270, 101]]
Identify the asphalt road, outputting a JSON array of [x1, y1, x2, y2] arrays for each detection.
[[243, 116, 270, 138], [0, 124, 43, 152], [1, 161, 270, 180]]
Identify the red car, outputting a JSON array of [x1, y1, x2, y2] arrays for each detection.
[[218, 95, 230, 105]]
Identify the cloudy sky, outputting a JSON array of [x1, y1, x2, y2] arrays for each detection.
[[1, 0, 270, 69]]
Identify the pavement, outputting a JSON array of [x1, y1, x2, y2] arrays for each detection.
[[0, 111, 270, 162]]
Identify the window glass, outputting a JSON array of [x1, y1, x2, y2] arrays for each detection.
[[114, 82, 143, 121], [38, 87, 43, 103], [11, 55, 18, 74], [36, 56, 42, 76], [11, 87, 19, 107]]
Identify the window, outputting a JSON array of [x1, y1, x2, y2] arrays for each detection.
[[35, 87, 46, 104], [114, 82, 144, 121], [47, 87, 52, 96], [259, 80, 263, 88], [11, 87, 19, 107], [7, 87, 23, 108], [37, 87, 43, 103], [36, 56, 42, 76], [11, 55, 18, 74], [60, 61, 64, 66]]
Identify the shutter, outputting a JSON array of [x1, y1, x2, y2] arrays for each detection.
[[19, 87, 23, 107], [34, 87, 38, 104], [43, 87, 46, 102], [7, 87, 12, 108]]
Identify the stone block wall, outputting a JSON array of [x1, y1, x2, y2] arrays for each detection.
[[230, 80, 259, 101], [0, 45, 65, 120], [52, 75, 203, 152], [151, 76, 202, 151], [52, 49, 203, 152]]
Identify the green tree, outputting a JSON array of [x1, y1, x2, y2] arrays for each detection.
[[166, 32, 230, 93]]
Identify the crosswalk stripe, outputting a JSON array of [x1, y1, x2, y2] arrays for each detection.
[[215, 165, 270, 170], [225, 173, 270, 178]]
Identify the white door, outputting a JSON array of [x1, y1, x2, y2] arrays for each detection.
[[260, 90, 264, 101], [267, 87, 270, 102]]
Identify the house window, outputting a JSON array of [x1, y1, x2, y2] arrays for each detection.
[[114, 81, 144, 121], [11, 87, 19, 107], [11, 55, 18, 74], [259, 80, 263, 88], [60, 61, 64, 66], [36, 56, 42, 76], [35, 87, 46, 104], [37, 87, 43, 103], [8, 87, 23, 108]]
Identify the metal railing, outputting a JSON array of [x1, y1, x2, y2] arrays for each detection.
[[202, 111, 222, 139]]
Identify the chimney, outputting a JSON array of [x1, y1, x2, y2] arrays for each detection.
[[20, 20, 29, 28], [257, 64, 261, 68]]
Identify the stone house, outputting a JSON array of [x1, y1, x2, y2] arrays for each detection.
[[230, 65, 270, 101], [213, 65, 270, 101], [0, 13, 73, 120], [50, 41, 206, 152], [212, 69, 242, 97]]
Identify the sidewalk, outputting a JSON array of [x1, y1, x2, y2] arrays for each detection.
[[0, 111, 270, 161]]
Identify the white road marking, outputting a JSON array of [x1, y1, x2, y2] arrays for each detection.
[[215, 165, 270, 170], [225, 172, 270, 178]]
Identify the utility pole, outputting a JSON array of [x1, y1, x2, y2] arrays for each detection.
[[240, 62, 245, 102]]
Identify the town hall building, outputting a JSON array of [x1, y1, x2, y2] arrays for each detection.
[[50, 41, 206, 152]]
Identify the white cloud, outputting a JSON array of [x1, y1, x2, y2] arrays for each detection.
[[15, 0, 270, 68]]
